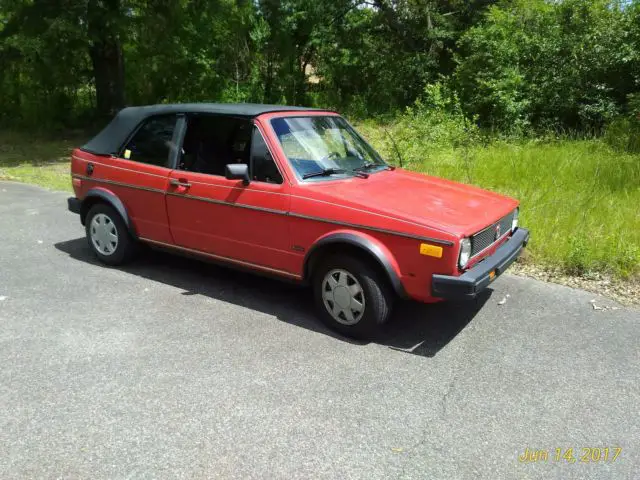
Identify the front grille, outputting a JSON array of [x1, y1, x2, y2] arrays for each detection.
[[470, 211, 514, 257]]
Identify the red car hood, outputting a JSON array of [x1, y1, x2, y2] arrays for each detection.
[[300, 169, 518, 237]]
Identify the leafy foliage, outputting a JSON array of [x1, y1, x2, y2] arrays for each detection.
[[358, 82, 480, 171], [455, 0, 638, 133], [0, 0, 638, 134]]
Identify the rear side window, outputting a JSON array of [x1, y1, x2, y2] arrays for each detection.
[[122, 115, 177, 167]]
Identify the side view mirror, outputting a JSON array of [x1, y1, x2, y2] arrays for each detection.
[[225, 163, 250, 185]]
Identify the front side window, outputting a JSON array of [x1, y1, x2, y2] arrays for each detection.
[[250, 127, 283, 184], [179, 115, 252, 176], [270, 116, 387, 181], [179, 115, 283, 184], [122, 115, 177, 167]]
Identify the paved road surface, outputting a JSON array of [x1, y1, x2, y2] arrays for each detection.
[[0, 181, 638, 479]]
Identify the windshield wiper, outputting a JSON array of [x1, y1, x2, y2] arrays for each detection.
[[353, 162, 388, 172], [302, 167, 347, 179]]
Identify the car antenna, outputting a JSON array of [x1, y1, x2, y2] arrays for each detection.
[[383, 126, 403, 169]]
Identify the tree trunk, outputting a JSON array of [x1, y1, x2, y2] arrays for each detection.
[[87, 0, 125, 118]]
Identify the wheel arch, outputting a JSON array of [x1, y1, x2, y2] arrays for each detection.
[[80, 188, 137, 239], [303, 231, 406, 298]]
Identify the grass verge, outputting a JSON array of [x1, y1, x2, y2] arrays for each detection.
[[0, 131, 79, 192]]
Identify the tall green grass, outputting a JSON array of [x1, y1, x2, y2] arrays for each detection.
[[359, 123, 640, 279]]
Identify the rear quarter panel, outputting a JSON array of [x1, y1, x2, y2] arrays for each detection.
[[71, 149, 173, 243]]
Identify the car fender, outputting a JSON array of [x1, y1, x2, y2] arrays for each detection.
[[81, 187, 137, 239], [304, 229, 406, 298]]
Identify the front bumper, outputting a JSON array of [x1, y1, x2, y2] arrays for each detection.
[[431, 228, 530, 300], [67, 197, 81, 215]]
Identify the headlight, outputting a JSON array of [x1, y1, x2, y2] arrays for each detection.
[[459, 238, 471, 269], [512, 207, 519, 232]]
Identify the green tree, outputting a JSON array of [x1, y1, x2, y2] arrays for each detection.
[[0, 0, 93, 126], [455, 0, 637, 132]]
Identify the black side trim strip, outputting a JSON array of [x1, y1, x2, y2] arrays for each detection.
[[290, 213, 454, 246], [74, 174, 454, 246], [73, 174, 165, 194], [166, 192, 286, 215]]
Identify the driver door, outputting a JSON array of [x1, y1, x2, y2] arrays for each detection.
[[165, 116, 297, 276]]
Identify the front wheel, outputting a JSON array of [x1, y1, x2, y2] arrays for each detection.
[[313, 254, 394, 339]]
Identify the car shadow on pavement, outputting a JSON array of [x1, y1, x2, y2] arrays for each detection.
[[54, 238, 492, 358]]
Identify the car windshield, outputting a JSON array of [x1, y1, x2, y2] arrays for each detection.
[[270, 116, 388, 181]]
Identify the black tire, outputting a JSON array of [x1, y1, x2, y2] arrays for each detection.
[[85, 203, 137, 266], [313, 254, 394, 339]]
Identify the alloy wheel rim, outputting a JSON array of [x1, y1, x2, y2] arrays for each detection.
[[90, 213, 118, 256], [322, 269, 365, 325]]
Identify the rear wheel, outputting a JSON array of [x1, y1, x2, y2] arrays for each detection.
[[85, 203, 137, 265], [313, 254, 394, 339]]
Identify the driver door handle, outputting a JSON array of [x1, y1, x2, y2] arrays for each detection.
[[169, 178, 191, 188]]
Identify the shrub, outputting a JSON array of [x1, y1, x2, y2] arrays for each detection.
[[368, 82, 481, 167], [604, 117, 640, 153], [604, 94, 640, 153]]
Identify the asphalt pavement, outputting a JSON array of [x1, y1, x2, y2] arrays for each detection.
[[0, 180, 638, 479]]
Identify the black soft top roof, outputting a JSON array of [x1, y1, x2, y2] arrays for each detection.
[[82, 103, 329, 155]]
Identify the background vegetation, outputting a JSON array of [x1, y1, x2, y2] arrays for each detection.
[[1, 0, 639, 279]]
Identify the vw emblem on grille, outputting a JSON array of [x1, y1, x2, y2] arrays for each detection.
[[494, 224, 501, 240]]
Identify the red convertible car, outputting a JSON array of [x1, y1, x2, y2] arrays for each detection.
[[68, 104, 529, 337]]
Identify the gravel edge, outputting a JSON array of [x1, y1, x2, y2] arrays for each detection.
[[510, 262, 640, 307]]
